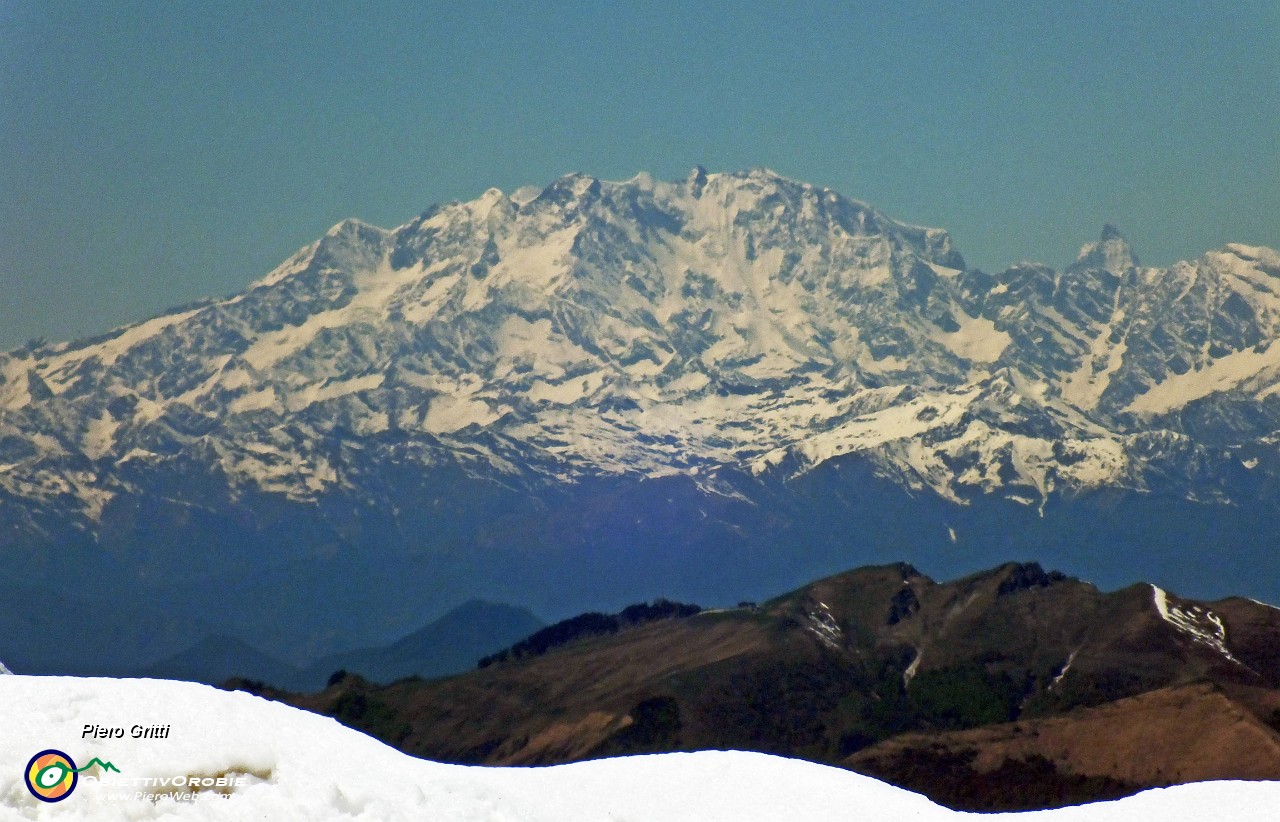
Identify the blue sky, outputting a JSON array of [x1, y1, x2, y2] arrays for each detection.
[[2, 1, 1277, 348]]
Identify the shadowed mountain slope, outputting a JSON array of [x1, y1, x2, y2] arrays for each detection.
[[236, 561, 1280, 811]]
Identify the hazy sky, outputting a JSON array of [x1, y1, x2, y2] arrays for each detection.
[[2, 1, 1277, 349]]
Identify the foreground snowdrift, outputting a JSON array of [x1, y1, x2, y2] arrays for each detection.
[[0, 677, 1274, 821]]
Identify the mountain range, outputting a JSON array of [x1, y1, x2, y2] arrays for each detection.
[[132, 599, 542, 690], [252, 561, 1280, 812], [2, 168, 1279, 671]]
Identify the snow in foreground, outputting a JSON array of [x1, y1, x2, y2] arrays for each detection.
[[0, 676, 1275, 821]]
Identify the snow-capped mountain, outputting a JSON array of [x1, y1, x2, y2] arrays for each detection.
[[2, 169, 1279, 665], [4, 169, 1278, 514]]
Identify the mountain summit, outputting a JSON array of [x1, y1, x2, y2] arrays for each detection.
[[2, 169, 1279, 665], [269, 560, 1280, 812], [1074, 223, 1139, 275]]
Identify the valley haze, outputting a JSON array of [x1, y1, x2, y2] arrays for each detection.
[[2, 169, 1279, 679]]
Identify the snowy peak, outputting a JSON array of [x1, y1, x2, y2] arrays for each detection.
[[1071, 224, 1139, 276], [1, 169, 1279, 519]]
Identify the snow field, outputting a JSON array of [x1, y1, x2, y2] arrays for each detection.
[[0, 676, 1276, 821]]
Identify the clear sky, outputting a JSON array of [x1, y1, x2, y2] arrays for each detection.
[[2, 1, 1277, 349]]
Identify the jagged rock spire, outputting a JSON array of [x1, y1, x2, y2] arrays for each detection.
[[1072, 224, 1139, 275]]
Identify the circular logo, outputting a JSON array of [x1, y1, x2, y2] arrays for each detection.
[[24, 750, 78, 803]]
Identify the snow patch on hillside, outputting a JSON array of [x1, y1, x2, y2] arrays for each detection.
[[1060, 320, 1128, 411], [1129, 339, 1280, 415], [1151, 585, 1243, 666], [933, 312, 1011, 363]]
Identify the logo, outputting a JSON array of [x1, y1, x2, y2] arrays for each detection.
[[25, 750, 78, 802], [23, 750, 119, 803]]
